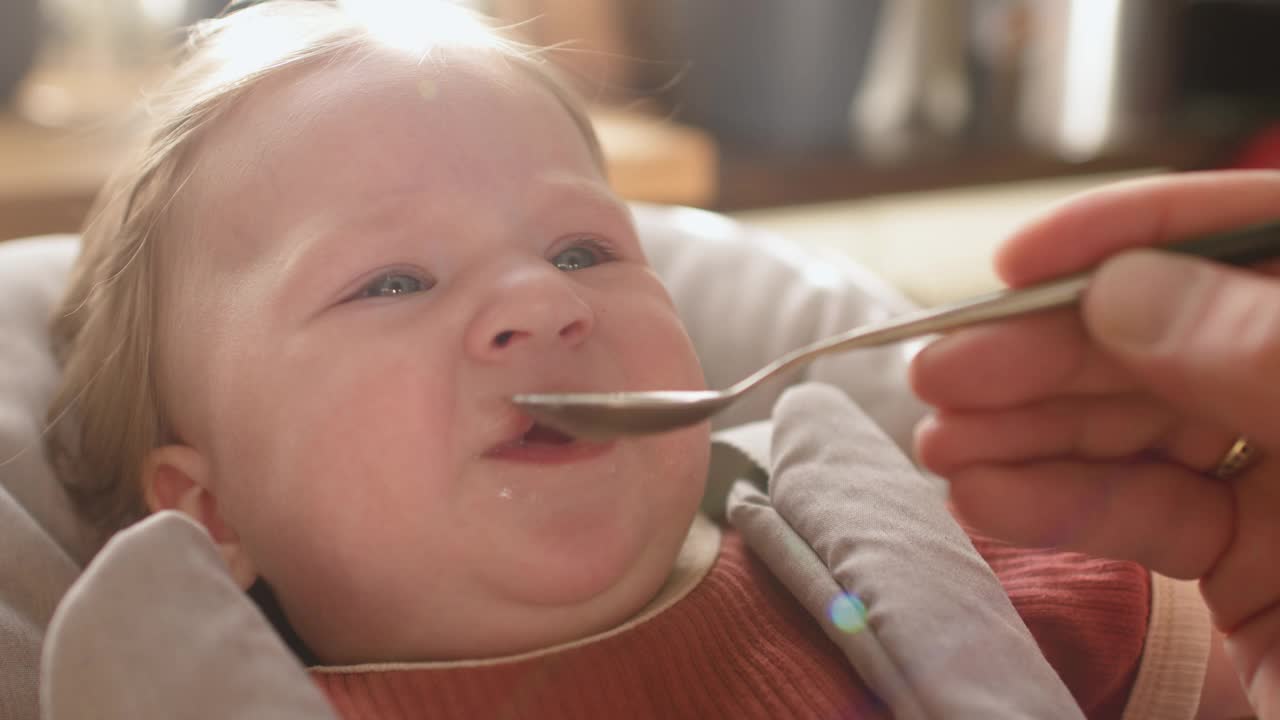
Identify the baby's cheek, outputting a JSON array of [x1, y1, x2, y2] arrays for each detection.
[[262, 537, 383, 661], [262, 503, 466, 665], [637, 402, 711, 505], [217, 369, 452, 583], [611, 308, 704, 389]]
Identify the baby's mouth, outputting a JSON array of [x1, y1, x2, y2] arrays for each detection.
[[485, 416, 614, 464], [519, 422, 575, 446]]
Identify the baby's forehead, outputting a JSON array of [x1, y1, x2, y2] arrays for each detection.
[[193, 48, 506, 195], [172, 46, 585, 271]]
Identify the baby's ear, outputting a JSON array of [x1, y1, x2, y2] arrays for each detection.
[[142, 445, 258, 589]]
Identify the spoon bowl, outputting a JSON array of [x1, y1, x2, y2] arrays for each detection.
[[511, 391, 731, 440]]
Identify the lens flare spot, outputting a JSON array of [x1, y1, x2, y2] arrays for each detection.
[[829, 592, 867, 634]]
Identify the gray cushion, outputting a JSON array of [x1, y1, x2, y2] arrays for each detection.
[[0, 235, 89, 720]]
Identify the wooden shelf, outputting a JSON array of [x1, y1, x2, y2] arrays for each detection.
[[712, 132, 1230, 212]]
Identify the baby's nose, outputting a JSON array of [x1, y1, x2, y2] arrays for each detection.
[[465, 266, 595, 361]]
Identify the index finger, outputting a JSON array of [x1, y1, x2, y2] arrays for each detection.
[[997, 170, 1280, 287]]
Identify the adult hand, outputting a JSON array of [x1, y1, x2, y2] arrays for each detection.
[[910, 170, 1280, 717]]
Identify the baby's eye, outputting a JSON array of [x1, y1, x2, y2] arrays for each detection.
[[359, 272, 431, 299], [551, 238, 615, 271]]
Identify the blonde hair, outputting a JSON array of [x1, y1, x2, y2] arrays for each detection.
[[46, 0, 603, 540]]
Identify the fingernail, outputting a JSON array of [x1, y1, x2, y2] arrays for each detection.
[[1085, 250, 1207, 351]]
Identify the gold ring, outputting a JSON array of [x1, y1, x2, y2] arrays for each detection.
[[1212, 437, 1256, 480]]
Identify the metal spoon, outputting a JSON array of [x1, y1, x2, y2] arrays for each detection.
[[514, 220, 1280, 440]]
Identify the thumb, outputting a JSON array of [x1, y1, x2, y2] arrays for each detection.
[[1083, 250, 1280, 449]]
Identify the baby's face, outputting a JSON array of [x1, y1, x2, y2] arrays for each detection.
[[158, 49, 710, 663]]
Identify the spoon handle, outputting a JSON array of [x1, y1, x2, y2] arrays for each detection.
[[1169, 218, 1280, 266], [731, 219, 1280, 393]]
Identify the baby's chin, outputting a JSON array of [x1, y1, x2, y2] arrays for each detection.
[[303, 508, 703, 664], [292, 431, 710, 665], [301, 544, 689, 666], [466, 428, 709, 605]]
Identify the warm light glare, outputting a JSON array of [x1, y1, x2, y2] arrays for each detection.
[[208, 0, 510, 86], [140, 0, 186, 27], [336, 0, 502, 57], [1059, 0, 1122, 160]]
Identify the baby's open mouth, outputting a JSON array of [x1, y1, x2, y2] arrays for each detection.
[[520, 422, 574, 446], [485, 414, 614, 464]]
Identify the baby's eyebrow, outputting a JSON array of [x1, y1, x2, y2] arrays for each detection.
[[272, 176, 631, 303], [523, 175, 631, 228], [273, 198, 432, 300]]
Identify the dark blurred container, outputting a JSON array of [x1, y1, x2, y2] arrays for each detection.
[[1177, 0, 1280, 127], [1018, 0, 1280, 159], [1176, 0, 1280, 169], [1017, 0, 1178, 159], [0, 0, 42, 105], [665, 0, 884, 150]]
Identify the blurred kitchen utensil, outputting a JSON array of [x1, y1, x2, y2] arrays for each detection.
[[0, 0, 41, 105], [665, 0, 883, 149]]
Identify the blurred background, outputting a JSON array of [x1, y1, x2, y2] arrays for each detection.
[[482, 0, 1280, 205], [3, 0, 1280, 300]]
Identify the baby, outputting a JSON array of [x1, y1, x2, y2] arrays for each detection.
[[52, 0, 712, 666], [36, 1, 1244, 718]]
